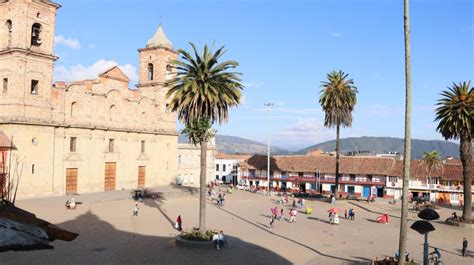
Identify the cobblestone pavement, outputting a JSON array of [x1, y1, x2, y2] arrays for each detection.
[[1, 188, 473, 265]]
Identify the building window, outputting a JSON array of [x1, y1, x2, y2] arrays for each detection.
[[31, 80, 39, 94], [109, 105, 116, 120], [2, 78, 7, 94], [147, 63, 154, 80], [71, 102, 77, 117], [141, 140, 145, 153], [5, 20, 12, 46], [165, 65, 172, 80], [216, 164, 219, 171], [389, 176, 397, 183], [108, 139, 115, 153], [32, 164, 35, 174], [69, 137, 77, 152], [223, 164, 226, 172], [350, 174, 356, 181], [31, 23, 42, 46], [216, 175, 219, 180]]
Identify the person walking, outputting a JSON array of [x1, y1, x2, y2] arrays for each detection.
[[289, 209, 296, 223], [279, 208, 284, 221], [351, 209, 355, 220], [292, 199, 296, 208], [270, 215, 275, 228], [344, 209, 348, 219], [133, 204, 139, 216], [271, 207, 276, 218], [462, 237, 468, 257], [175, 215, 182, 231]]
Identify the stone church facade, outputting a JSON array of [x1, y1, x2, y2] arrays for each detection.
[[0, 0, 184, 199]]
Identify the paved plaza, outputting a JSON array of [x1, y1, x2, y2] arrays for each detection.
[[1, 187, 473, 265]]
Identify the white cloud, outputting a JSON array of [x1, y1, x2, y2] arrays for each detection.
[[88, 44, 96, 49], [356, 104, 403, 118], [272, 118, 335, 149], [243, 82, 264, 89], [239, 95, 246, 105], [328, 31, 342, 38], [55, 35, 80, 50], [54, 59, 138, 84]]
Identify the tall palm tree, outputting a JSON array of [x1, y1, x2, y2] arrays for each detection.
[[421, 151, 441, 188], [399, 0, 412, 262], [165, 43, 243, 231], [435, 81, 473, 222], [319, 70, 357, 199]]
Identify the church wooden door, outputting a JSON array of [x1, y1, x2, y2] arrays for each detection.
[[104, 162, 116, 191], [66, 168, 78, 194], [138, 166, 145, 188]]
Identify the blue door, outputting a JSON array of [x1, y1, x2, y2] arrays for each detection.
[[363, 186, 370, 197]]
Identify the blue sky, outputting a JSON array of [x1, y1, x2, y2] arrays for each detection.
[[53, 0, 474, 151]]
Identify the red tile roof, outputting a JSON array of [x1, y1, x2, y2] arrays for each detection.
[[243, 155, 471, 182]]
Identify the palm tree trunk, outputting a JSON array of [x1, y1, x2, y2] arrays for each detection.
[[399, 0, 412, 263], [335, 123, 340, 199], [460, 135, 472, 222], [199, 140, 207, 231]]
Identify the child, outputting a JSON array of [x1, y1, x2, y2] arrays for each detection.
[[344, 209, 348, 219], [133, 204, 139, 216], [280, 208, 284, 221]]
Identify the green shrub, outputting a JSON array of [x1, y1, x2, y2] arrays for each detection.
[[179, 229, 218, 241]]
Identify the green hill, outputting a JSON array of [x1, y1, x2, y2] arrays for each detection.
[[295, 136, 469, 159], [179, 134, 289, 155]]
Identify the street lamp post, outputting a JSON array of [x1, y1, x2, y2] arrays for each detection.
[[264, 102, 273, 196], [317, 168, 320, 194]]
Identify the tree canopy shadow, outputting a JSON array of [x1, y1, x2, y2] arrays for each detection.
[[0, 211, 293, 265], [208, 200, 370, 264]]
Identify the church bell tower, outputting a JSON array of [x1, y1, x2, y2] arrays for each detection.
[[0, 0, 60, 120]]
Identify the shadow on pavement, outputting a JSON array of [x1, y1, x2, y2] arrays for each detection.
[[307, 216, 330, 224], [209, 200, 369, 264], [0, 211, 292, 265]]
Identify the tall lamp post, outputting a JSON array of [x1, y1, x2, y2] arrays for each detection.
[[264, 102, 273, 196], [317, 168, 320, 194]]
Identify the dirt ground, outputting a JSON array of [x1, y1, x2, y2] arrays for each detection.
[[1, 188, 473, 265]]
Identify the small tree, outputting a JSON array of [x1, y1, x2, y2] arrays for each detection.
[[421, 151, 441, 188]]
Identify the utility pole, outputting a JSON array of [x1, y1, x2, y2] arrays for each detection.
[[264, 102, 273, 196]]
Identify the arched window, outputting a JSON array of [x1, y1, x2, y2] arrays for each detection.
[[165, 65, 172, 80], [70, 102, 77, 117], [147, 63, 154, 80], [31, 23, 42, 46], [109, 104, 116, 120], [5, 20, 12, 46]]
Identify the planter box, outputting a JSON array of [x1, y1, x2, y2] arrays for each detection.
[[175, 236, 213, 248]]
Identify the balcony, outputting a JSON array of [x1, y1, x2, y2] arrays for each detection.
[[409, 184, 464, 192]]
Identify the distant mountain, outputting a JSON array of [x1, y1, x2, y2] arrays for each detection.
[[178, 134, 289, 155], [295, 136, 470, 159]]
